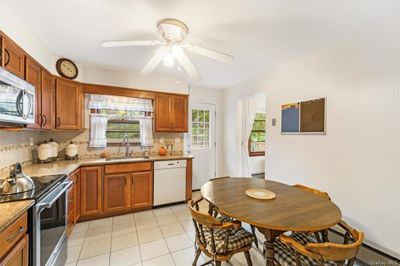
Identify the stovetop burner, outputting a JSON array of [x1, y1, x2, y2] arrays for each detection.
[[0, 174, 67, 203]]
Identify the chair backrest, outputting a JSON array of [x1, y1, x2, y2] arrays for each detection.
[[188, 199, 223, 228], [280, 220, 364, 264], [305, 222, 364, 262], [293, 184, 331, 200]]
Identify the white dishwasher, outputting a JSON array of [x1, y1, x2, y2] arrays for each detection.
[[154, 160, 187, 206]]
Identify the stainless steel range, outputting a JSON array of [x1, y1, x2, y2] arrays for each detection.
[[0, 163, 72, 266]]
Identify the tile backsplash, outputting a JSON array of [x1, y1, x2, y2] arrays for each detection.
[[0, 128, 184, 178]]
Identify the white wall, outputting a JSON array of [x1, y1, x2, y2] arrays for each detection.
[[224, 10, 400, 257], [188, 85, 226, 176], [0, 0, 52, 71]]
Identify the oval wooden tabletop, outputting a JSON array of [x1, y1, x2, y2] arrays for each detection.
[[201, 178, 342, 232]]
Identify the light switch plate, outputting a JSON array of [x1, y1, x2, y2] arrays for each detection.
[[272, 118, 277, 126]]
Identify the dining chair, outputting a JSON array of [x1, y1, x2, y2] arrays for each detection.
[[208, 176, 260, 249], [293, 184, 331, 200], [292, 184, 332, 243], [188, 198, 255, 266], [274, 220, 364, 266]]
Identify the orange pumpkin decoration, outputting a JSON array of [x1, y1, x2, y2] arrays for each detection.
[[159, 146, 168, 156]]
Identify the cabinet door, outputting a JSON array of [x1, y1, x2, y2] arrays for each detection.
[[74, 169, 81, 222], [155, 94, 172, 131], [80, 166, 103, 217], [55, 78, 82, 130], [131, 171, 153, 209], [40, 70, 53, 130], [67, 180, 75, 236], [171, 95, 188, 132], [25, 57, 42, 129], [104, 174, 130, 214], [0, 234, 29, 266], [2, 37, 25, 79]]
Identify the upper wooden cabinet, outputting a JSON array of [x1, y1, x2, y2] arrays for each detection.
[[55, 78, 82, 130], [25, 58, 53, 130], [1, 35, 25, 79], [155, 94, 188, 132], [80, 166, 103, 218], [40, 70, 53, 130], [25, 57, 42, 129]]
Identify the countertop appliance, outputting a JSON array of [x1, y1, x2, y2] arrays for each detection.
[[0, 67, 35, 125], [154, 160, 187, 206], [0, 163, 35, 195], [0, 171, 72, 266]]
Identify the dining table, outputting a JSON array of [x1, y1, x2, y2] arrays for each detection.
[[200, 177, 342, 266]]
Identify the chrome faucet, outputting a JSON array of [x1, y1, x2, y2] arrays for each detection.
[[122, 135, 130, 157]]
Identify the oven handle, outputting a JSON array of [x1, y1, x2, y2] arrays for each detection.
[[36, 180, 73, 210]]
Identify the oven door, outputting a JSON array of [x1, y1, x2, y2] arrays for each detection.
[[0, 67, 35, 124], [32, 180, 72, 266]]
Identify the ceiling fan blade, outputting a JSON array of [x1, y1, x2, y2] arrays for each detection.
[[176, 53, 201, 81], [140, 46, 169, 75], [101, 40, 162, 47], [183, 43, 234, 64]]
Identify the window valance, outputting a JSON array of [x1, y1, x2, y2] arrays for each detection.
[[88, 94, 153, 112]]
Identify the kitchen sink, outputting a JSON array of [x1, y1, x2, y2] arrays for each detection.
[[105, 156, 150, 161]]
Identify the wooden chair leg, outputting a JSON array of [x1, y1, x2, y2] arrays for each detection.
[[192, 247, 201, 266], [250, 225, 259, 248], [244, 250, 253, 266]]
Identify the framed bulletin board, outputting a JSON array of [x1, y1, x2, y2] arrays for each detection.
[[281, 98, 326, 134]]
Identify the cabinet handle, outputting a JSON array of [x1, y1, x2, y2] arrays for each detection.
[[131, 176, 135, 191], [4, 49, 10, 67], [57, 116, 61, 127], [6, 226, 24, 242], [42, 114, 47, 127]]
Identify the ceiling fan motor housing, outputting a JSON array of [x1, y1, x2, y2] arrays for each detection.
[[157, 18, 188, 43]]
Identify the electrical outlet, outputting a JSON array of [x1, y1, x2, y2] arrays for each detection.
[[29, 137, 34, 146]]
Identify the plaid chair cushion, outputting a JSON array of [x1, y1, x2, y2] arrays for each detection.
[[200, 215, 254, 254], [274, 233, 342, 266]]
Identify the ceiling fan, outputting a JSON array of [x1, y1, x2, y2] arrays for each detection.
[[101, 18, 234, 81]]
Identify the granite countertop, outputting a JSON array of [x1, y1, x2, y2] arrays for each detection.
[[23, 154, 194, 177], [0, 200, 34, 232]]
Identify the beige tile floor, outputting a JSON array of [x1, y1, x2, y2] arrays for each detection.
[[64, 202, 267, 266]]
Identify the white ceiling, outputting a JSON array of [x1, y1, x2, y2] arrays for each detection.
[[6, 0, 386, 88]]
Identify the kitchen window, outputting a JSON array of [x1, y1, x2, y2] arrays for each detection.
[[249, 113, 266, 156], [88, 94, 153, 147], [191, 109, 211, 149], [92, 109, 149, 144]]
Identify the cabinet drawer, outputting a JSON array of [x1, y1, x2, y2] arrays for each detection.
[[0, 213, 27, 259], [104, 162, 152, 174]]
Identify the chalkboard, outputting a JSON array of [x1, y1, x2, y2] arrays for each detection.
[[281, 98, 325, 134]]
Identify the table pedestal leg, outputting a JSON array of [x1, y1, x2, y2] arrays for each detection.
[[257, 228, 284, 266]]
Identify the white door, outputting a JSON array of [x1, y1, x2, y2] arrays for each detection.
[[187, 102, 216, 190]]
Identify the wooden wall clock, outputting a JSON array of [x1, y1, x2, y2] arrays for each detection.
[[56, 58, 78, 80]]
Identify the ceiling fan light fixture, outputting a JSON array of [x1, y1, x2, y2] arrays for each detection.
[[163, 53, 174, 67], [171, 44, 184, 59]]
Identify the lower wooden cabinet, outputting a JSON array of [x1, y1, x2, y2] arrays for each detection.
[[80, 166, 103, 218], [131, 171, 153, 209], [74, 169, 81, 222], [0, 235, 29, 266], [103, 174, 130, 214]]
